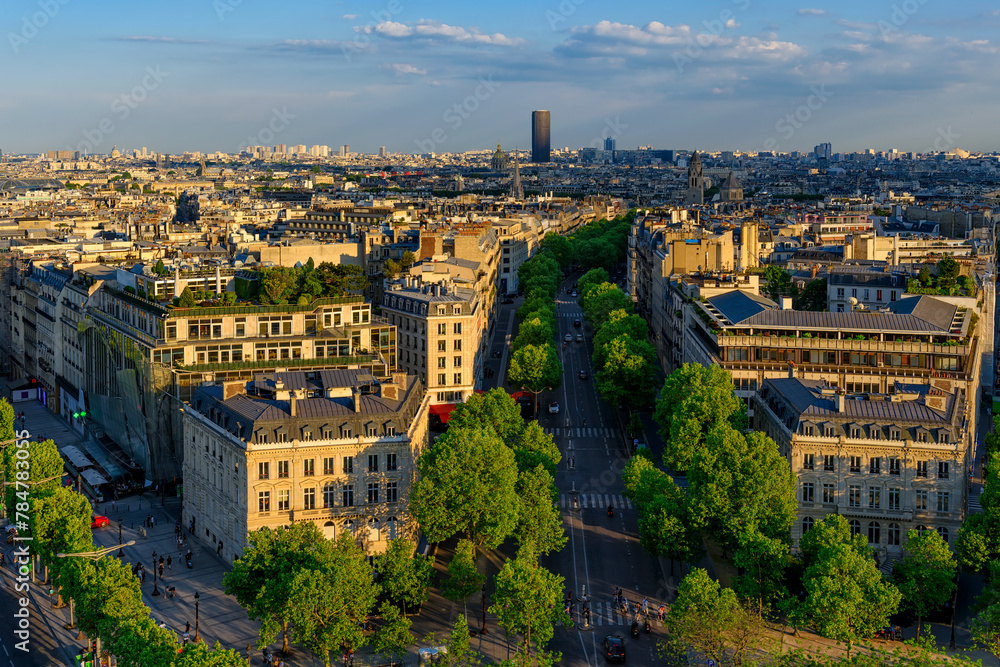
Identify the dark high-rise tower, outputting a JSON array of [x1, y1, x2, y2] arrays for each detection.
[[531, 110, 550, 163]]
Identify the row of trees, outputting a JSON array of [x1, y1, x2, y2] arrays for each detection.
[[0, 399, 247, 666], [231, 258, 368, 305], [509, 250, 563, 403]]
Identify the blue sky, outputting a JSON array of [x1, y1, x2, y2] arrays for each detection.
[[3, 0, 999, 155]]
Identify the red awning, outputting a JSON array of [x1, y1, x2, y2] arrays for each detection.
[[429, 403, 458, 423]]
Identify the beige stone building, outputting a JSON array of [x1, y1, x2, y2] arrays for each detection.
[[181, 369, 430, 562], [754, 377, 968, 569]]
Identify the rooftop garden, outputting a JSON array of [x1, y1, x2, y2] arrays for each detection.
[[907, 257, 976, 296]]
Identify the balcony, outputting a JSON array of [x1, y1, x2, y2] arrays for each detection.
[[717, 335, 969, 356]]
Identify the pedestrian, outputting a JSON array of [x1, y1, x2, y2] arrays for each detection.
[[185, 621, 190, 634], [158, 563, 164, 579], [642, 597, 649, 616], [658, 603, 665, 621], [140, 570, 146, 584], [151, 515, 156, 528], [167, 556, 172, 570], [217, 540, 223, 556]]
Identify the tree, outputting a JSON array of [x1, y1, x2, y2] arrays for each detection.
[[538, 234, 574, 270], [762, 265, 795, 301], [373, 601, 414, 667], [177, 285, 197, 308], [314, 262, 367, 296], [32, 487, 93, 592], [516, 290, 554, 323], [223, 522, 335, 654], [511, 421, 561, 475], [918, 266, 932, 286], [512, 316, 553, 351], [383, 258, 402, 279], [515, 464, 566, 557], [664, 568, 766, 667], [411, 426, 520, 548], [938, 256, 960, 287], [3, 436, 64, 520], [375, 538, 434, 614], [448, 388, 525, 449], [173, 642, 250, 666], [490, 555, 569, 662], [654, 364, 745, 472], [400, 250, 416, 269], [508, 344, 563, 401], [893, 529, 957, 638], [732, 530, 790, 606], [153, 259, 166, 276], [638, 490, 700, 575], [972, 561, 1000, 663], [796, 278, 827, 311], [287, 533, 378, 667], [441, 539, 485, 610], [594, 334, 657, 411], [592, 310, 649, 369], [259, 266, 297, 303], [580, 282, 632, 329], [442, 615, 480, 667], [577, 268, 610, 300], [956, 512, 998, 574]]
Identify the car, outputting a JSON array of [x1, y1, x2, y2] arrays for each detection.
[[564, 333, 572, 342], [572, 291, 579, 297], [548, 401, 560, 414], [576, 334, 584, 342], [91, 515, 109, 529], [604, 635, 626, 663], [501, 297, 515, 305], [579, 370, 588, 380], [573, 319, 582, 328]]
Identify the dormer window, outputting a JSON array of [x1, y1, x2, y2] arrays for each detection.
[[939, 432, 950, 444]]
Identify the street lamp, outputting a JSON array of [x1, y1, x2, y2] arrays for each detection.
[[117, 517, 124, 557], [193, 591, 201, 643], [151, 551, 160, 596], [55, 541, 136, 638], [521, 386, 553, 419]]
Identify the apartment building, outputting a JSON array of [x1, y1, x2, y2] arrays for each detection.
[[827, 265, 915, 312], [181, 369, 430, 562], [492, 217, 543, 295], [754, 377, 967, 566]]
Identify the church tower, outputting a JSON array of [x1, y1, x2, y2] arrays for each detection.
[[509, 149, 523, 200], [685, 151, 704, 205]]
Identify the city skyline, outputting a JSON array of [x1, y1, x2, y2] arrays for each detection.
[[3, 0, 1000, 155]]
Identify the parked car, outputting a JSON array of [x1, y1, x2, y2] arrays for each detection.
[[91, 515, 110, 529], [604, 635, 626, 663], [548, 401, 560, 414]]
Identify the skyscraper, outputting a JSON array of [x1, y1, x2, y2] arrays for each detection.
[[531, 110, 550, 163], [604, 137, 616, 152]]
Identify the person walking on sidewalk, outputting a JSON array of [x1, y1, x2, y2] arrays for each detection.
[[166, 556, 172, 570]]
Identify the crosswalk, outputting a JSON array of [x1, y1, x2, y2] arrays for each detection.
[[560, 312, 585, 318], [570, 601, 666, 628], [545, 427, 618, 438], [560, 493, 633, 510], [970, 490, 983, 514]]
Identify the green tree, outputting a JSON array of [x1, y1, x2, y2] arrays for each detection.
[[664, 568, 766, 667], [448, 388, 525, 448], [400, 250, 416, 269], [516, 289, 554, 323], [441, 539, 485, 611], [442, 615, 480, 667], [508, 344, 563, 399], [732, 529, 790, 606], [153, 259, 166, 276], [314, 262, 367, 296], [177, 285, 197, 308], [287, 533, 379, 666], [372, 601, 414, 667], [383, 258, 402, 279], [173, 642, 249, 666], [796, 278, 827, 311], [577, 268, 610, 300], [223, 522, 335, 653], [375, 538, 434, 613], [512, 316, 553, 351], [594, 334, 657, 411], [259, 266, 297, 303], [515, 464, 566, 557], [762, 265, 795, 301], [654, 364, 745, 472], [32, 487, 93, 593], [893, 529, 957, 638], [411, 426, 520, 548], [490, 555, 569, 663], [972, 561, 1000, 663], [938, 256, 960, 287], [918, 266, 932, 286], [638, 489, 700, 575], [956, 512, 999, 574], [580, 283, 632, 329], [3, 436, 64, 520], [538, 234, 574, 270], [592, 310, 649, 369], [511, 421, 561, 475]]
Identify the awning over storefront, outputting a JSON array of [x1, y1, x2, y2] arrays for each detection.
[[429, 404, 458, 424]]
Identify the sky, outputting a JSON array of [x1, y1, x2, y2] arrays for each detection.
[[2, 0, 999, 156]]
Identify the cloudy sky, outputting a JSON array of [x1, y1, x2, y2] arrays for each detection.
[[4, 0, 999, 155]]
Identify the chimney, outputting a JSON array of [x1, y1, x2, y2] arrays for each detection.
[[352, 387, 362, 412], [222, 380, 245, 400], [836, 390, 845, 413], [289, 394, 297, 417], [787, 361, 795, 379], [780, 296, 793, 310], [810, 265, 818, 279]]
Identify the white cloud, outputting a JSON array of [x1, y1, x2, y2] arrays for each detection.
[[342, 14, 359, 20], [385, 63, 427, 76], [366, 20, 523, 46], [798, 9, 829, 16]]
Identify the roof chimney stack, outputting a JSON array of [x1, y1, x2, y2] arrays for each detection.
[[836, 390, 845, 413]]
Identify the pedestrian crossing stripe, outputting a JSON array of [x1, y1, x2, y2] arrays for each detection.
[[560, 312, 585, 318], [544, 427, 617, 438], [568, 601, 666, 628], [559, 494, 633, 510], [969, 492, 983, 514]]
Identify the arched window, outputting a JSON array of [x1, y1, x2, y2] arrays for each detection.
[[849, 519, 862, 538], [322, 520, 335, 540], [916, 524, 927, 535], [369, 518, 381, 542], [888, 522, 901, 546], [868, 521, 881, 545], [344, 519, 355, 537], [937, 527, 949, 544], [802, 516, 815, 534], [386, 516, 398, 541]]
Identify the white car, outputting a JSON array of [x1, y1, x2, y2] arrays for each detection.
[[548, 401, 560, 414], [564, 333, 572, 342]]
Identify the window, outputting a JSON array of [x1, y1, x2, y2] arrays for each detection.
[[849, 519, 862, 538], [453, 323, 462, 334], [277, 461, 289, 478], [385, 426, 395, 436], [939, 432, 950, 444], [850, 426, 861, 438], [802, 483, 814, 503], [277, 489, 289, 511], [258, 433, 268, 444], [937, 527, 949, 544], [889, 429, 901, 441], [303, 459, 314, 476], [302, 430, 313, 441], [802, 516, 814, 534], [822, 483, 836, 503], [824, 425, 835, 437], [849, 456, 861, 473], [803, 454, 815, 470], [915, 490, 928, 510], [438, 374, 446, 385], [454, 356, 462, 368], [367, 483, 379, 504], [453, 339, 462, 351], [368, 454, 379, 473], [258, 462, 269, 480], [888, 522, 901, 546], [869, 458, 881, 475], [438, 340, 447, 351], [386, 453, 398, 471], [343, 456, 354, 474], [437, 323, 446, 335], [276, 431, 288, 443], [438, 357, 446, 369], [888, 488, 900, 511], [823, 455, 835, 471], [916, 461, 928, 478], [367, 426, 378, 437], [303, 487, 316, 510], [342, 484, 354, 507], [343, 427, 352, 439], [868, 521, 881, 544], [323, 457, 335, 475], [868, 487, 880, 509], [888, 458, 901, 476], [849, 485, 861, 508], [386, 481, 398, 503], [937, 462, 950, 479], [937, 492, 950, 512], [917, 432, 927, 443], [453, 373, 462, 385], [323, 484, 336, 509], [258, 491, 270, 512]]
